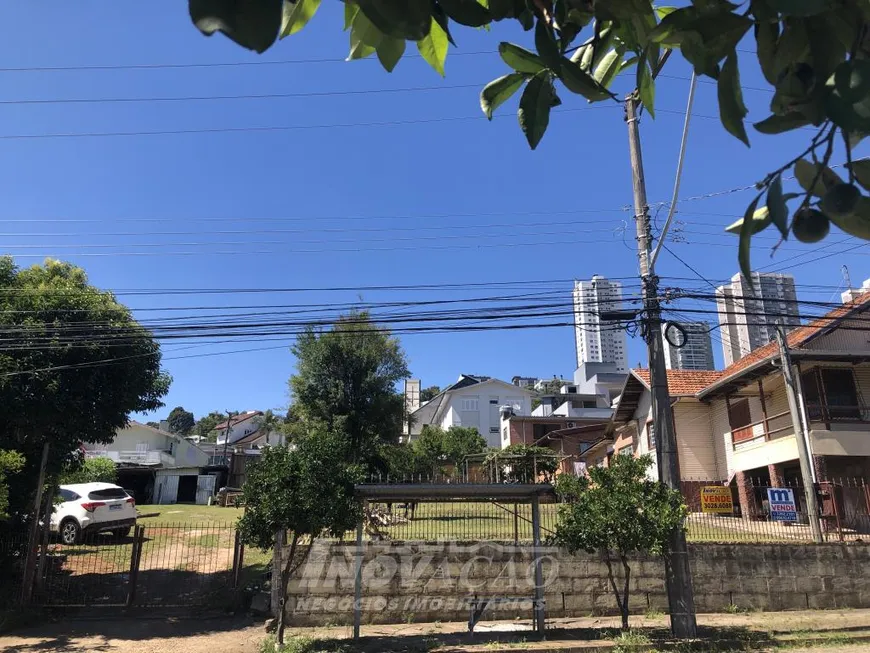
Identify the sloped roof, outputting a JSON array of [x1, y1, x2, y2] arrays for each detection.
[[214, 410, 262, 431], [631, 369, 723, 396], [698, 290, 870, 397]]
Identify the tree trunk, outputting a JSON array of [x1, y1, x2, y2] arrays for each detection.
[[602, 551, 627, 630], [620, 554, 631, 631], [276, 533, 299, 645]]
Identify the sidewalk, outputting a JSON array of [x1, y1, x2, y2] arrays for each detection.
[[3, 609, 870, 652]]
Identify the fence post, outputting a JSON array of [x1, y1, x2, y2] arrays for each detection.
[[353, 504, 365, 640], [513, 504, 519, 543], [126, 525, 144, 608], [531, 494, 545, 634], [231, 529, 244, 590]]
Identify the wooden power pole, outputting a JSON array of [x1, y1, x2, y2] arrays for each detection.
[[625, 94, 697, 638], [775, 323, 823, 543]]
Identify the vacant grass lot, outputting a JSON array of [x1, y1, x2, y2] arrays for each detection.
[[136, 504, 244, 525], [134, 502, 820, 543]]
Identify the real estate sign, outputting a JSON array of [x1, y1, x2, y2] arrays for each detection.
[[700, 486, 733, 514], [767, 488, 798, 522]]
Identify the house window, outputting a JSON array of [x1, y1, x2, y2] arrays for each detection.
[[460, 398, 479, 411], [802, 368, 862, 421], [728, 398, 754, 443], [646, 422, 656, 449]]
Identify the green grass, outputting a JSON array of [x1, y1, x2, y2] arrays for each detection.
[[136, 503, 244, 525]]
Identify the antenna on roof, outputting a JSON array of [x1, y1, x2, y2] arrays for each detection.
[[843, 265, 852, 290]]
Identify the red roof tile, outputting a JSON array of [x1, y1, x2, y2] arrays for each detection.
[[632, 368, 723, 396], [709, 290, 870, 387]]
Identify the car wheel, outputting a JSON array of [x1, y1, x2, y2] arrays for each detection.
[[112, 527, 132, 538], [60, 519, 81, 545]]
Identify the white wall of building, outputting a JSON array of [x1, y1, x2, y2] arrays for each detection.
[[573, 276, 628, 373], [84, 422, 208, 469]]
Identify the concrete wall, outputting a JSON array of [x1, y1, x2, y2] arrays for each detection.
[[276, 541, 870, 626]]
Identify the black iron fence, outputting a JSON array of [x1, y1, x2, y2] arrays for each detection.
[[3, 522, 258, 609]]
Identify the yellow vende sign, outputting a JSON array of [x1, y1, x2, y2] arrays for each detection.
[[700, 486, 734, 514]]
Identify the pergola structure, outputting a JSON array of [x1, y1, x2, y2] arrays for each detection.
[[351, 483, 555, 639]]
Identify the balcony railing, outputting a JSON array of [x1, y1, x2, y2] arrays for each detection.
[[730, 410, 794, 449], [805, 404, 870, 425]]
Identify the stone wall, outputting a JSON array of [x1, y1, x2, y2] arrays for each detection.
[[275, 540, 870, 626]]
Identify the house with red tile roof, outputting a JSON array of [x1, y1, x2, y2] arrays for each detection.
[[609, 290, 870, 520]]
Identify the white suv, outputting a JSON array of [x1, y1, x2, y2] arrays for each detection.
[[52, 482, 138, 545]]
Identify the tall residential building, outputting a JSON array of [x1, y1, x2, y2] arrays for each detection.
[[573, 276, 628, 374], [716, 272, 800, 366], [662, 321, 715, 371]]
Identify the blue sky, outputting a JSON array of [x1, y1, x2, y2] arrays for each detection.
[[0, 4, 866, 421]]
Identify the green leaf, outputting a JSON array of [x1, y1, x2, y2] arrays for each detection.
[[488, 0, 514, 20], [499, 42, 546, 74], [648, 6, 699, 46], [766, 0, 829, 16], [717, 52, 749, 146], [754, 20, 779, 84], [347, 10, 382, 60], [438, 0, 491, 27], [518, 71, 555, 150], [535, 19, 563, 71], [376, 35, 406, 71], [766, 173, 789, 238], [793, 159, 844, 197], [773, 21, 810, 79], [480, 72, 527, 119], [593, 48, 622, 87], [847, 159, 870, 192], [559, 58, 613, 101], [637, 52, 655, 117], [654, 6, 676, 20], [739, 194, 763, 288], [189, 0, 283, 54], [281, 0, 321, 37], [725, 206, 771, 235], [753, 113, 811, 134], [344, 1, 360, 29], [357, 0, 431, 41], [418, 17, 449, 76]]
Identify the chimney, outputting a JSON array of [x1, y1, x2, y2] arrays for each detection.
[[159, 419, 170, 432]]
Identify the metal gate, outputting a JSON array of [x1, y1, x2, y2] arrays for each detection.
[[17, 523, 245, 608]]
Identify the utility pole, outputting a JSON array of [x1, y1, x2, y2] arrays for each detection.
[[221, 410, 237, 486], [775, 323, 823, 543], [21, 441, 50, 604], [625, 94, 697, 638]]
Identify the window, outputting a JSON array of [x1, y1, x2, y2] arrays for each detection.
[[728, 398, 754, 443], [460, 398, 479, 411], [646, 421, 656, 449], [58, 489, 79, 502], [489, 398, 499, 404], [88, 488, 127, 500], [490, 426, 499, 434], [802, 368, 862, 421], [618, 445, 633, 457]]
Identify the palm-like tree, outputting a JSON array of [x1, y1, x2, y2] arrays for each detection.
[[254, 409, 284, 446]]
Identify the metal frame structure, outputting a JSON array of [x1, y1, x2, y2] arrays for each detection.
[[351, 483, 554, 639]]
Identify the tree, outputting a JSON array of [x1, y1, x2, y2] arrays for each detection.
[[289, 310, 409, 463], [60, 456, 117, 485], [187, 0, 870, 279], [237, 430, 362, 644], [0, 450, 25, 517], [532, 378, 564, 410], [0, 258, 170, 520], [420, 385, 441, 402], [194, 411, 226, 440], [485, 443, 560, 482], [167, 406, 195, 435], [146, 421, 161, 430], [412, 425, 487, 476], [554, 455, 686, 630]]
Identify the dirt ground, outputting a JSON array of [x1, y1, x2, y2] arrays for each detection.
[[3, 609, 870, 652]]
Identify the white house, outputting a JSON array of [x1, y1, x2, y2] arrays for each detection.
[[405, 375, 536, 448], [84, 421, 212, 505]]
